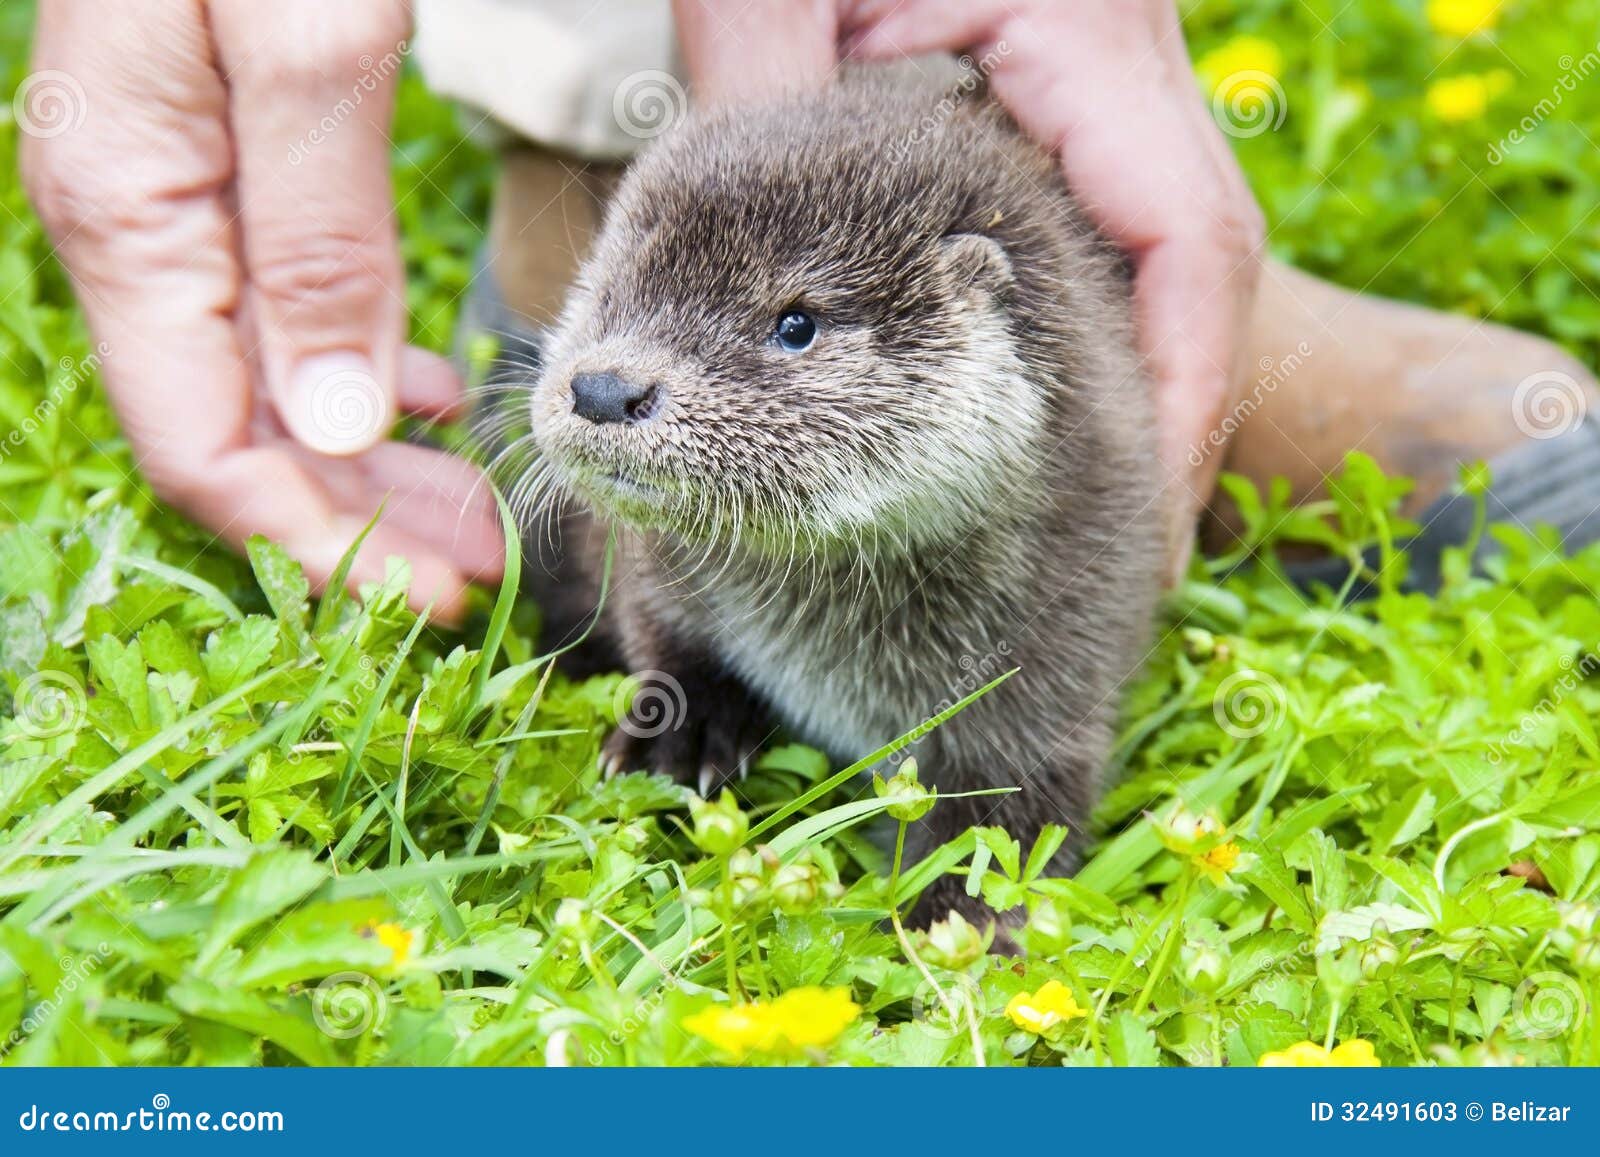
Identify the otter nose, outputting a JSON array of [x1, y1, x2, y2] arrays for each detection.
[[569, 371, 659, 425]]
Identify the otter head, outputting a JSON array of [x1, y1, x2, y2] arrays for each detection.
[[531, 86, 1049, 558]]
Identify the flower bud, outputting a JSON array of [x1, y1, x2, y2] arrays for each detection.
[[915, 911, 993, 970], [1181, 628, 1216, 660], [1150, 801, 1227, 856], [615, 822, 650, 854], [690, 792, 748, 856], [727, 848, 768, 910], [1360, 935, 1401, 981], [772, 862, 824, 914], [1181, 942, 1229, 994], [553, 898, 593, 939], [874, 758, 936, 823]]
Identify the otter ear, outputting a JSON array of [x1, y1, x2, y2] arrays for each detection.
[[936, 232, 1014, 299]]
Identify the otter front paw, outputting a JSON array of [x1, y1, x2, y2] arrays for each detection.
[[599, 666, 772, 796]]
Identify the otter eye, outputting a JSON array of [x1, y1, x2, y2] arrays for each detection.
[[773, 310, 817, 353]]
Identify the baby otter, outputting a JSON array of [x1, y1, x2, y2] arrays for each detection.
[[524, 62, 1165, 922]]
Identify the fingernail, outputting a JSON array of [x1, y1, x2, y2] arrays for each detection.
[[282, 351, 392, 456]]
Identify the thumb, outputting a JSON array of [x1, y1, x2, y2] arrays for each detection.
[[210, 0, 411, 456]]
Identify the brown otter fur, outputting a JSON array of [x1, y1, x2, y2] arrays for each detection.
[[518, 61, 1165, 923]]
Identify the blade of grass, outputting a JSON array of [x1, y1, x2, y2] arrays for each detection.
[[746, 668, 1017, 845], [311, 504, 384, 637], [0, 662, 297, 875], [331, 604, 433, 812], [464, 659, 554, 857], [11, 703, 311, 927], [468, 488, 522, 715], [476, 530, 616, 706], [123, 555, 243, 621]]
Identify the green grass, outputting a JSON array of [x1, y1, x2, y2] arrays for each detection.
[[3, 0, 1600, 1067]]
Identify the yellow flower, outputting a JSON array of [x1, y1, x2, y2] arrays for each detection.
[[360, 920, 415, 967], [1005, 979, 1086, 1036], [682, 1004, 778, 1060], [683, 986, 859, 1059], [1193, 840, 1241, 885], [1425, 73, 1509, 122], [1426, 0, 1503, 38], [1259, 1038, 1381, 1067], [763, 986, 860, 1050], [1195, 35, 1285, 93]]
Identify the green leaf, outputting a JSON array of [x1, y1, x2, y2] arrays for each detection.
[[196, 848, 329, 970], [1107, 1010, 1162, 1067], [201, 616, 280, 694], [246, 536, 311, 653]]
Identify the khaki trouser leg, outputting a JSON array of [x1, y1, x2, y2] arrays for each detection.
[[486, 146, 625, 328]]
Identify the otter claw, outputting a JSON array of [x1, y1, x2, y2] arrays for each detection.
[[697, 765, 716, 798]]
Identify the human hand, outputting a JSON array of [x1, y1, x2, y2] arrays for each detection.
[[21, 0, 504, 621], [673, 0, 1265, 580]]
